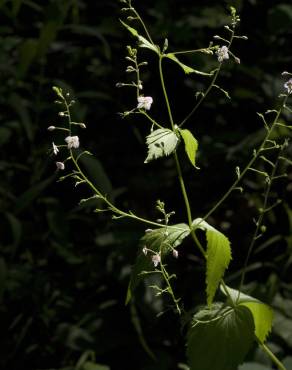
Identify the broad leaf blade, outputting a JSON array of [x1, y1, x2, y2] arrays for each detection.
[[166, 53, 213, 76], [241, 302, 273, 343], [179, 129, 199, 168], [144, 129, 179, 163], [126, 223, 190, 304], [221, 285, 274, 343], [187, 304, 255, 370], [120, 20, 159, 54], [206, 228, 232, 306], [193, 218, 232, 306]]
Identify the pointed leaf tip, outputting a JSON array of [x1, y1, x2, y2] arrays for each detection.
[[179, 129, 199, 168]]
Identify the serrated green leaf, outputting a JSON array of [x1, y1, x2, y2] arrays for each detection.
[[166, 53, 213, 76], [187, 304, 255, 370], [144, 129, 179, 163], [192, 218, 232, 306], [120, 20, 159, 54], [179, 129, 199, 168], [221, 285, 274, 343], [241, 302, 273, 343], [126, 223, 189, 304]]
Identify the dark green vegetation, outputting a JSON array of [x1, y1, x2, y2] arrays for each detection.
[[0, 1, 292, 369]]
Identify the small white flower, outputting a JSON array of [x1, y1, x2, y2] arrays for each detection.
[[284, 78, 292, 94], [137, 96, 153, 110], [65, 135, 80, 149], [151, 253, 161, 267], [56, 161, 65, 170], [47, 126, 56, 131], [172, 249, 178, 259], [142, 246, 148, 256], [216, 46, 229, 63], [52, 142, 59, 155], [79, 123, 86, 129]]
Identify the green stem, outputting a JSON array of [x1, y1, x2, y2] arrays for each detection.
[[63, 96, 167, 230], [257, 340, 287, 370], [160, 261, 181, 315], [159, 53, 206, 258], [202, 95, 288, 222], [237, 145, 284, 299], [179, 66, 221, 127], [131, 7, 155, 45], [159, 55, 175, 130], [140, 111, 164, 129], [170, 47, 216, 56]]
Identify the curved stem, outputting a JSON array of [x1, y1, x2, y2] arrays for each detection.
[[63, 97, 167, 230], [131, 7, 155, 45], [171, 47, 216, 56], [237, 146, 283, 299], [159, 55, 175, 130], [179, 27, 236, 128], [257, 339, 287, 370], [202, 95, 288, 222], [179, 66, 221, 127]]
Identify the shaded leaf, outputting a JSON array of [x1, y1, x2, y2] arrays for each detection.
[[239, 362, 272, 370], [221, 285, 274, 343], [126, 223, 190, 304], [193, 218, 232, 306], [187, 304, 255, 370], [179, 129, 199, 168], [14, 175, 56, 214], [77, 150, 113, 201], [144, 128, 179, 163], [82, 362, 110, 370], [166, 53, 213, 76]]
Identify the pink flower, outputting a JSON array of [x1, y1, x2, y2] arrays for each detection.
[[216, 46, 229, 62], [137, 96, 153, 110], [65, 136, 80, 149]]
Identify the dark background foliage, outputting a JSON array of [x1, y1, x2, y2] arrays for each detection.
[[0, 0, 291, 369]]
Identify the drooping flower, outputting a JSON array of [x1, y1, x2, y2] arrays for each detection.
[[65, 135, 80, 149], [142, 246, 148, 256], [216, 46, 229, 63], [151, 253, 161, 267], [47, 126, 56, 131], [137, 96, 153, 110], [172, 249, 178, 259], [52, 142, 59, 155], [56, 161, 65, 170], [284, 78, 292, 94]]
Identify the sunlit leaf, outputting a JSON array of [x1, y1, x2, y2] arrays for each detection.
[[192, 218, 232, 306], [187, 304, 255, 370], [166, 53, 213, 76], [179, 129, 199, 168], [221, 285, 274, 343], [126, 223, 190, 304], [120, 20, 159, 54], [144, 129, 179, 163]]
